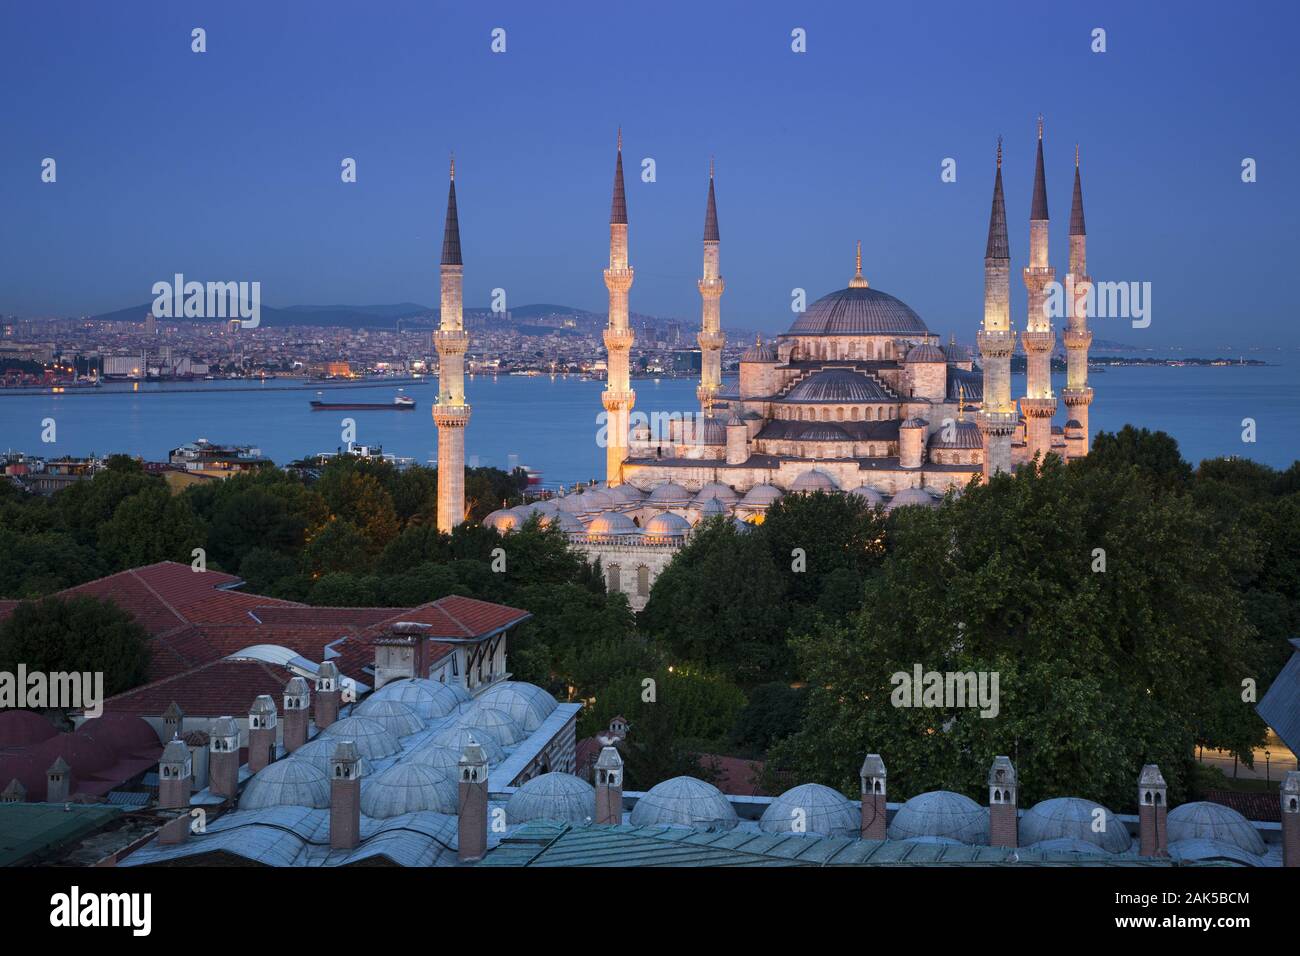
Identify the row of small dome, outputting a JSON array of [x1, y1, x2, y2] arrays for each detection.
[[239, 681, 560, 816], [485, 476, 942, 532]]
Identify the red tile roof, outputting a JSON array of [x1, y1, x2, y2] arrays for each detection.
[[103, 659, 295, 718], [1204, 789, 1282, 823]]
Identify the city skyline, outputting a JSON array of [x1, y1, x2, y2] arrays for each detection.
[[2, 1, 1297, 348]]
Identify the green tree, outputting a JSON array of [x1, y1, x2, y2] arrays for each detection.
[[0, 595, 151, 698], [97, 486, 207, 571]]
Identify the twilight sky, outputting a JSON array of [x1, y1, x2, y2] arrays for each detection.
[[1, 0, 1296, 349]]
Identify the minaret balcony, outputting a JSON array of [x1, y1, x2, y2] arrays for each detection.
[[603, 327, 635, 350], [1063, 329, 1093, 350], [432, 403, 472, 427], [603, 267, 634, 293], [697, 330, 725, 350], [697, 277, 725, 296], [977, 329, 1016, 356], [1020, 397, 1057, 418], [601, 389, 636, 412], [1021, 331, 1056, 353], [979, 409, 1019, 435], [1061, 387, 1094, 408], [434, 330, 469, 354]]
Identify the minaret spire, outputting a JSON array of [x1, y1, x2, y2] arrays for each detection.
[[697, 160, 725, 416], [1021, 117, 1058, 464], [602, 131, 635, 485], [1062, 146, 1094, 458], [433, 155, 471, 532], [978, 138, 1015, 480]]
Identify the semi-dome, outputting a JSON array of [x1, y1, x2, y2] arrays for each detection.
[[322, 716, 401, 760], [790, 469, 838, 493], [239, 758, 330, 810], [929, 420, 983, 450], [586, 511, 639, 535], [646, 482, 691, 506], [1167, 838, 1266, 867], [1026, 837, 1111, 857], [459, 706, 526, 746], [643, 511, 691, 537], [1019, 797, 1131, 853], [402, 745, 461, 775], [786, 285, 929, 337], [628, 776, 738, 830], [361, 762, 458, 818], [474, 681, 558, 733], [694, 481, 739, 504], [352, 698, 424, 737], [369, 678, 464, 719], [849, 484, 885, 505], [505, 772, 596, 825], [784, 369, 894, 404], [759, 783, 858, 836], [430, 726, 506, 765], [904, 342, 946, 363], [740, 484, 783, 508], [741, 339, 777, 362], [887, 791, 988, 844], [885, 487, 936, 512], [1167, 802, 1267, 856]]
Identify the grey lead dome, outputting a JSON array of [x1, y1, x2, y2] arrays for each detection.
[[505, 771, 596, 825], [785, 285, 929, 337]]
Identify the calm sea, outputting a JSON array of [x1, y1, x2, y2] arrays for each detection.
[[2, 362, 1297, 485]]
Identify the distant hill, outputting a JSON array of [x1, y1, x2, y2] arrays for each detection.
[[90, 301, 614, 330]]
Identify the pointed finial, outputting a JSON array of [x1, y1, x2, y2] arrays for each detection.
[[709, 155, 715, 179], [1037, 114, 1044, 140], [856, 240, 862, 274], [617, 127, 623, 152], [996, 136, 1002, 170], [1075, 143, 1080, 168], [755, 334, 761, 347], [449, 152, 455, 181], [848, 240, 868, 288]]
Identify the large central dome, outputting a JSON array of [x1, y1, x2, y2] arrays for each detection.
[[787, 286, 929, 337]]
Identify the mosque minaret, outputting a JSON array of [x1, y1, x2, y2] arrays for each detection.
[[1061, 146, 1094, 457], [484, 120, 1099, 610], [1020, 116, 1058, 463], [696, 160, 725, 416], [978, 138, 1016, 479], [433, 156, 470, 533], [602, 130, 636, 486]]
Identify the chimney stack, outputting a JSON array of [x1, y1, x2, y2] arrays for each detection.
[[328, 740, 362, 850], [158, 737, 193, 809], [315, 662, 341, 729], [1, 779, 27, 803], [1282, 771, 1300, 868], [247, 695, 278, 774], [859, 754, 887, 840], [162, 701, 184, 741], [208, 716, 240, 799], [987, 755, 1018, 848], [157, 812, 191, 846], [1137, 764, 1168, 857], [46, 757, 71, 804], [457, 736, 489, 862], [594, 745, 623, 825], [282, 676, 311, 753]]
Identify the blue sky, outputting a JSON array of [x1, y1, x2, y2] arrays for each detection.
[[1, 0, 1296, 348]]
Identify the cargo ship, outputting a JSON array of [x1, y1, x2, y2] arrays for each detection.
[[310, 395, 416, 411]]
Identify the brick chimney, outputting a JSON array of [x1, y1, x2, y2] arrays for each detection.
[[1282, 771, 1300, 868], [458, 736, 489, 863], [1, 779, 27, 803], [594, 745, 623, 825], [1137, 764, 1168, 857], [157, 812, 191, 846], [208, 716, 240, 799], [315, 662, 341, 729], [329, 740, 362, 850], [46, 757, 71, 804], [162, 701, 184, 741], [247, 695, 278, 774], [988, 755, 1018, 848], [282, 677, 311, 753], [859, 753, 887, 840], [158, 737, 193, 809]]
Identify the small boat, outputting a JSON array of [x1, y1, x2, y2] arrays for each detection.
[[310, 395, 416, 411]]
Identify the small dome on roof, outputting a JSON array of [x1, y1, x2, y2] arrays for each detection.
[[361, 762, 457, 818], [1025, 837, 1111, 857], [790, 469, 838, 493], [505, 772, 596, 825], [929, 420, 982, 450], [541, 510, 586, 532], [474, 682, 558, 733], [760, 783, 858, 836], [647, 482, 691, 506], [1020, 797, 1131, 853], [694, 481, 739, 503], [785, 369, 894, 404], [370, 678, 464, 719], [586, 511, 639, 535], [353, 698, 424, 737], [643, 511, 691, 536], [431, 726, 505, 765], [742, 340, 777, 362], [484, 508, 524, 532], [904, 343, 947, 363], [900, 417, 928, 429], [1167, 838, 1265, 867], [240, 758, 330, 810], [740, 484, 783, 508], [694, 497, 730, 517], [943, 342, 972, 363], [1168, 802, 1266, 856], [322, 716, 401, 760], [628, 776, 738, 830], [886, 488, 936, 512], [283, 737, 340, 771], [403, 745, 461, 775], [579, 489, 614, 512], [888, 791, 988, 844], [726, 414, 745, 427], [555, 494, 590, 514], [459, 707, 526, 746], [849, 484, 885, 505], [694, 417, 727, 445], [608, 484, 644, 504]]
